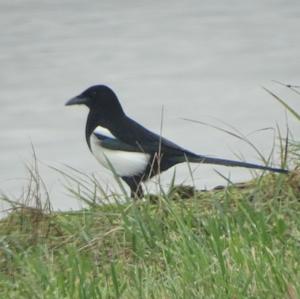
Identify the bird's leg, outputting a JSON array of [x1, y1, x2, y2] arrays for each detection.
[[131, 185, 144, 199], [122, 176, 144, 199]]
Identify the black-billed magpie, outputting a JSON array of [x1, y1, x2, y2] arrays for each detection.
[[66, 85, 288, 198]]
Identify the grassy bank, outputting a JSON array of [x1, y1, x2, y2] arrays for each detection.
[[0, 171, 299, 298], [1, 87, 300, 298]]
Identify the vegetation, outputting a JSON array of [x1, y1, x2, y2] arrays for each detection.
[[0, 86, 299, 298]]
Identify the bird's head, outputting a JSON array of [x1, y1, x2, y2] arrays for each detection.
[[65, 85, 124, 117]]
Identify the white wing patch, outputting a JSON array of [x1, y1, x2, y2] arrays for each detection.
[[93, 125, 116, 139], [90, 131, 150, 177]]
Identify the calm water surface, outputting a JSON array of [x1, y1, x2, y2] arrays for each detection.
[[1, 0, 299, 210]]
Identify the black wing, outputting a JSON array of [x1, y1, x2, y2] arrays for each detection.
[[107, 116, 198, 158]]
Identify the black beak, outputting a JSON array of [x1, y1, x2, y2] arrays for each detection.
[[65, 95, 89, 106]]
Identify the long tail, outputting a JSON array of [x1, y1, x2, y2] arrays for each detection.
[[178, 154, 288, 174]]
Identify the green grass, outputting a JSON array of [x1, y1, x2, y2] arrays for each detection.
[[0, 87, 299, 298], [1, 170, 299, 298]]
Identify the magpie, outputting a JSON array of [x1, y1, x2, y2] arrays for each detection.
[[66, 85, 288, 198]]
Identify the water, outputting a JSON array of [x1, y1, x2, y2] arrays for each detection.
[[1, 0, 299, 210]]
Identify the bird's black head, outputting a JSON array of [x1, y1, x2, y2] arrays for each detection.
[[65, 85, 125, 118]]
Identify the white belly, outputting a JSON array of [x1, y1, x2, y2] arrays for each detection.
[[90, 133, 150, 177]]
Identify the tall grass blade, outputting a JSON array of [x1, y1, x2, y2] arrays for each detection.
[[263, 87, 300, 121]]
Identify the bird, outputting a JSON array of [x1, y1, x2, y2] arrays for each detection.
[[65, 85, 288, 198]]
